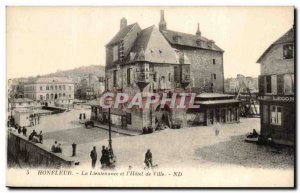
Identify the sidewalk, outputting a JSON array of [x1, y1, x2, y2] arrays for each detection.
[[80, 120, 140, 136]]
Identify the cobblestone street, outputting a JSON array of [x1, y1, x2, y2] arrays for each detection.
[[23, 108, 294, 173]]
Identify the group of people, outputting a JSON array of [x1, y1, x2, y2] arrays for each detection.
[[90, 146, 155, 169], [12, 124, 27, 137], [28, 129, 43, 144], [90, 146, 115, 169], [51, 141, 63, 153]]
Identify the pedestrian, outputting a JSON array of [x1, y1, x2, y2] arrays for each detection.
[[37, 116, 40, 124], [100, 146, 106, 167], [56, 143, 62, 153], [79, 113, 82, 120], [51, 141, 58, 152], [144, 149, 153, 168], [83, 113, 86, 120], [39, 131, 43, 144], [17, 126, 22, 134], [214, 122, 220, 136], [22, 126, 27, 136], [90, 146, 97, 169]]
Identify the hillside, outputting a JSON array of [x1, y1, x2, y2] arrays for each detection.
[[44, 65, 105, 78]]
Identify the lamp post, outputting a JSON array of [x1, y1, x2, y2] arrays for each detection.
[[105, 96, 113, 156]]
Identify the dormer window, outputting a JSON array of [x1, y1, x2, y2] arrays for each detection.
[[283, 44, 294, 60], [173, 35, 181, 43], [207, 41, 213, 49]]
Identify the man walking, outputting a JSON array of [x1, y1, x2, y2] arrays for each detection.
[[144, 149, 153, 168], [90, 146, 97, 169]]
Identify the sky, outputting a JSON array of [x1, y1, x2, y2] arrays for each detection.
[[6, 6, 294, 79]]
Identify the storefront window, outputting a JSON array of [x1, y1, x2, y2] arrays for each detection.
[[270, 105, 282, 125]]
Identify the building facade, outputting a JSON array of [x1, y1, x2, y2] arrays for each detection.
[[24, 77, 75, 107], [90, 11, 235, 132], [76, 74, 105, 100], [92, 17, 193, 132], [187, 93, 240, 126], [257, 26, 295, 146], [224, 75, 258, 93], [158, 11, 224, 93]]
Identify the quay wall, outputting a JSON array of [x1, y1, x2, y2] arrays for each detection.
[[7, 130, 74, 168]]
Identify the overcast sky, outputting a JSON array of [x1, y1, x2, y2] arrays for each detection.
[[7, 6, 294, 79]]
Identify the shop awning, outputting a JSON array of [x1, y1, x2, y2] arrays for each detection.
[[195, 99, 240, 105]]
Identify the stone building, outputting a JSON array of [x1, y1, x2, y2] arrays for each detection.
[[92, 17, 192, 132], [24, 77, 75, 107], [257, 26, 295, 146], [158, 10, 224, 93], [224, 75, 258, 93], [91, 10, 236, 132], [76, 74, 105, 100]]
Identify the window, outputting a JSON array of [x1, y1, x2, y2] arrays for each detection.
[[59, 93, 61, 98], [63, 93, 65, 97], [168, 73, 171, 81], [18, 102, 22, 105], [211, 73, 216, 80], [283, 44, 294, 59], [265, 75, 272, 93], [40, 95, 43, 100], [113, 46, 118, 62], [40, 86, 43, 90], [127, 68, 132, 85], [126, 113, 132, 125], [51, 94, 53, 99], [55, 85, 57, 90], [50, 85, 53, 90], [69, 94, 71, 98], [59, 85, 61, 90], [213, 59, 216, 65], [153, 72, 157, 82], [46, 85, 49, 90], [63, 85, 66, 90], [270, 105, 282, 125], [277, 75, 284, 95], [113, 70, 117, 87], [46, 94, 49, 99]]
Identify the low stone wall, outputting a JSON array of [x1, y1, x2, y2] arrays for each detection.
[[7, 130, 74, 168]]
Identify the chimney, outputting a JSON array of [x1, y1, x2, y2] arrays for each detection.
[[196, 23, 201, 36], [120, 17, 127, 29], [159, 10, 167, 31]]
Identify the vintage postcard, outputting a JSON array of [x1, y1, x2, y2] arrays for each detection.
[[6, 6, 295, 187]]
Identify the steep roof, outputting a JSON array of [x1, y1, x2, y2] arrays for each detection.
[[257, 27, 294, 63], [128, 26, 191, 64], [160, 29, 223, 52], [106, 23, 138, 46]]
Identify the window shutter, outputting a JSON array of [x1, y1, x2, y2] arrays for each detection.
[[258, 75, 265, 94]]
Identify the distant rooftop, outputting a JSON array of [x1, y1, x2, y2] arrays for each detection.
[[9, 98, 34, 103], [28, 77, 74, 84]]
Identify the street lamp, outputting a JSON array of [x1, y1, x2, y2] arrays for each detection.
[[105, 96, 114, 156]]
